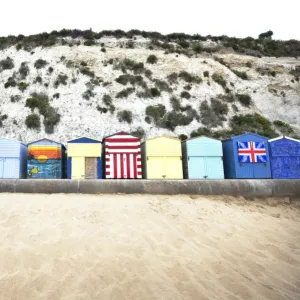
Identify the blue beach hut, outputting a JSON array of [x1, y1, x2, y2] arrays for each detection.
[[268, 136, 300, 179], [0, 138, 27, 178], [222, 132, 272, 179], [182, 136, 224, 179]]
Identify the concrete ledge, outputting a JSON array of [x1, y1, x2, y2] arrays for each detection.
[[0, 179, 298, 197]]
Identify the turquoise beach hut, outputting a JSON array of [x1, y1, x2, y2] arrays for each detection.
[[182, 136, 224, 179]]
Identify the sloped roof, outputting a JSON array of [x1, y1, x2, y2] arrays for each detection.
[[28, 138, 66, 148], [223, 132, 269, 142], [268, 136, 300, 143], [67, 136, 102, 143]]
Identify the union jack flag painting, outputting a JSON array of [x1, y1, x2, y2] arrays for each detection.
[[237, 141, 267, 163]]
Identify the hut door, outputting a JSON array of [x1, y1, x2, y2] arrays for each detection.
[[0, 159, 4, 178], [165, 157, 182, 179], [188, 156, 206, 179], [147, 156, 165, 179], [206, 157, 224, 179], [85, 157, 97, 179]]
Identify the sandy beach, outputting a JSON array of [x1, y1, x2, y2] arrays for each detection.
[[0, 193, 299, 300]]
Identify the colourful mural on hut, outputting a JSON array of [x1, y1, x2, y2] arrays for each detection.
[[27, 139, 65, 178]]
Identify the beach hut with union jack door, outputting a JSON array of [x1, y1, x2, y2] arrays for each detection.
[[182, 136, 224, 179], [268, 136, 300, 179], [0, 138, 27, 178], [222, 132, 271, 179], [67, 137, 102, 179], [27, 138, 65, 178], [103, 132, 142, 179], [141, 136, 183, 179]]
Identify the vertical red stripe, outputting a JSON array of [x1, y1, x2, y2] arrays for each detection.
[[120, 154, 124, 179], [113, 153, 117, 179], [126, 153, 130, 179], [133, 154, 137, 179]]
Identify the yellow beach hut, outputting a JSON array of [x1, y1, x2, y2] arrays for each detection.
[[141, 136, 183, 179], [67, 137, 102, 179]]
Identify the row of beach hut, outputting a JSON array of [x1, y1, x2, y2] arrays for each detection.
[[0, 132, 299, 179]]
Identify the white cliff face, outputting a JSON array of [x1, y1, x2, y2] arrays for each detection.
[[0, 36, 299, 144]]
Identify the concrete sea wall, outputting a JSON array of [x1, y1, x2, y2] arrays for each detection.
[[0, 179, 299, 198]]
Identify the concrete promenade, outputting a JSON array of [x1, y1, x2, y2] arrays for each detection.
[[0, 179, 299, 198]]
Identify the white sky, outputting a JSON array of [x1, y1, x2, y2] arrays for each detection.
[[0, 0, 299, 40]]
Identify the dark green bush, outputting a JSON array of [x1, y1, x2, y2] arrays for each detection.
[[153, 79, 172, 92], [84, 40, 96, 46], [181, 91, 191, 99], [34, 59, 47, 69], [193, 44, 203, 53], [0, 57, 14, 71], [130, 127, 145, 138], [147, 55, 158, 64], [177, 40, 190, 48], [53, 93, 60, 99], [82, 89, 95, 100], [48, 66, 54, 74], [212, 73, 226, 88], [103, 94, 113, 106], [170, 96, 181, 111], [232, 70, 248, 80], [25, 114, 40, 130], [150, 87, 161, 97], [246, 62, 252, 68], [273, 120, 294, 135], [203, 71, 209, 77], [145, 116, 151, 124], [34, 76, 42, 84], [101, 47, 106, 52], [145, 105, 166, 124], [43, 107, 61, 133], [115, 74, 146, 87], [18, 62, 29, 79], [190, 127, 211, 138], [178, 71, 202, 83], [109, 105, 115, 114], [10, 95, 21, 102], [4, 76, 17, 88], [160, 111, 193, 131], [230, 113, 276, 137], [0, 114, 7, 127], [200, 100, 226, 127], [211, 99, 229, 116], [116, 87, 135, 98], [178, 134, 188, 141], [118, 58, 145, 74], [269, 70, 276, 77], [80, 67, 95, 77], [54, 74, 68, 88], [183, 84, 192, 91], [167, 72, 178, 84], [97, 106, 108, 113], [18, 82, 29, 92], [117, 110, 132, 123], [236, 94, 252, 106]]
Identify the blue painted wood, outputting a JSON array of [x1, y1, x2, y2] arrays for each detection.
[[185, 137, 224, 179], [269, 137, 300, 179], [0, 138, 27, 179], [68, 137, 101, 144], [97, 158, 102, 179], [67, 158, 72, 179], [222, 132, 272, 179]]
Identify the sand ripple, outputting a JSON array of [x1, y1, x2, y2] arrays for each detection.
[[0, 194, 299, 300]]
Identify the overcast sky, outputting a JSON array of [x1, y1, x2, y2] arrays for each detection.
[[1, 0, 299, 40]]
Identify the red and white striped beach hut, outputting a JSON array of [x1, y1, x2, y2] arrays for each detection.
[[104, 132, 142, 179]]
